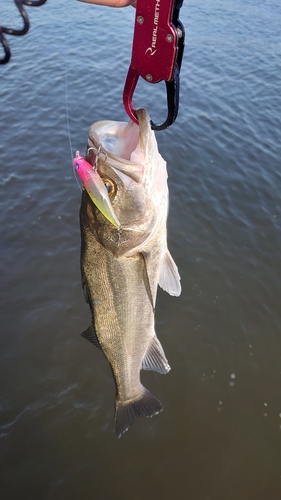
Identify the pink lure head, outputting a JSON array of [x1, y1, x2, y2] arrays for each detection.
[[73, 151, 95, 184]]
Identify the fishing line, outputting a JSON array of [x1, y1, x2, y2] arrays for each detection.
[[65, 35, 82, 193]]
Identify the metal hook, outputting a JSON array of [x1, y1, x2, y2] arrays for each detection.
[[87, 145, 108, 171]]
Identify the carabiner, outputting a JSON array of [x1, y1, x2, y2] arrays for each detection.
[[123, 0, 185, 130]]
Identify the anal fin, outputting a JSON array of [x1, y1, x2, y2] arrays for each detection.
[[142, 335, 171, 374]]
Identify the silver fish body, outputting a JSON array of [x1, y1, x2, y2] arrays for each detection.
[[79, 109, 181, 437]]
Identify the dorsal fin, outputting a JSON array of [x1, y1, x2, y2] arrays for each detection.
[[80, 324, 101, 349]]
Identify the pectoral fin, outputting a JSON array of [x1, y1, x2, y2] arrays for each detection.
[[142, 335, 171, 374], [140, 252, 155, 312], [159, 250, 181, 297]]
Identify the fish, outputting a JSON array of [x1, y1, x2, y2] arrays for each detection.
[[79, 108, 181, 438]]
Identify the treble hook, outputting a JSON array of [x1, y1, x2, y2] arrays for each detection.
[[0, 0, 48, 65]]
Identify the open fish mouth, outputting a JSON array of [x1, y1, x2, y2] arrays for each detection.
[[86, 109, 150, 185]]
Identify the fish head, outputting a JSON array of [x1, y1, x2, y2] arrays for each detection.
[[81, 109, 168, 256]]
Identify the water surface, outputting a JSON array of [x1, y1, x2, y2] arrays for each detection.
[[1, 1, 281, 499]]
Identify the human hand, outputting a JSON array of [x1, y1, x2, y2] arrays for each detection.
[[78, 0, 136, 7]]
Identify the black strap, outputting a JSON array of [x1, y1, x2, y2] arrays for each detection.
[[0, 0, 47, 65]]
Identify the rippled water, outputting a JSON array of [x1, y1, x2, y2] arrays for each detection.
[[1, 1, 281, 499]]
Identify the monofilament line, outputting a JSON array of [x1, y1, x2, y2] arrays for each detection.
[[65, 36, 82, 192]]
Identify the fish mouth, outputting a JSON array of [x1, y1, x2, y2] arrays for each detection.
[[87, 109, 151, 185]]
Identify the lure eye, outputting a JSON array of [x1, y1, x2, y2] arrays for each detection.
[[102, 178, 116, 198]]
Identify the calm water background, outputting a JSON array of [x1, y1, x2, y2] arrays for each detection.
[[1, 0, 281, 498]]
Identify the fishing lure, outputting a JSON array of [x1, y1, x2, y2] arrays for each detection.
[[73, 151, 121, 229]]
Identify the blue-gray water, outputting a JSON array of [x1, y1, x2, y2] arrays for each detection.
[[1, 1, 281, 499]]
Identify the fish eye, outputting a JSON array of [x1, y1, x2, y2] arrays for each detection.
[[102, 178, 116, 198]]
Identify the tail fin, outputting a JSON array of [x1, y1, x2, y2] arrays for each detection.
[[115, 388, 163, 438]]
